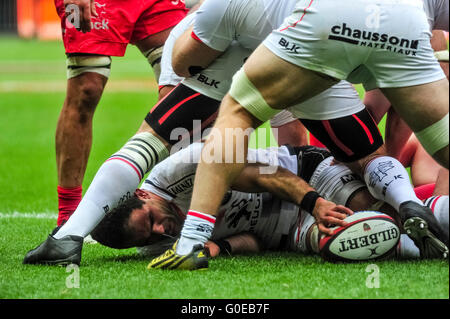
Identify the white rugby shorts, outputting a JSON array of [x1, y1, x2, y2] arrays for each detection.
[[263, 0, 446, 89]]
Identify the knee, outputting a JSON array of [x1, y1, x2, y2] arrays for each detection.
[[77, 79, 104, 111], [348, 145, 387, 176], [65, 77, 105, 123]]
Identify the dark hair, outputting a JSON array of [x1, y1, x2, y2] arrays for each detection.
[[91, 196, 145, 249]]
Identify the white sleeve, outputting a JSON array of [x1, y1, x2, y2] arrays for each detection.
[[423, 0, 449, 31], [192, 0, 235, 51], [247, 146, 299, 175], [140, 143, 204, 200], [159, 14, 196, 86], [434, 0, 449, 31]]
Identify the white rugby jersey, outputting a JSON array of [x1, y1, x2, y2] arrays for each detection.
[[193, 0, 297, 51], [141, 143, 299, 249], [140, 143, 367, 250], [423, 0, 449, 31], [159, 13, 252, 100], [137, 143, 368, 256]]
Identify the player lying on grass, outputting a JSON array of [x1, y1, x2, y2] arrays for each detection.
[[87, 143, 449, 268], [154, 0, 449, 269], [23, 0, 448, 266], [23, 143, 353, 265], [23, 142, 448, 266]]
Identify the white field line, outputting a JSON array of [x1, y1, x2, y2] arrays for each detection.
[[0, 211, 57, 219], [0, 79, 158, 93]]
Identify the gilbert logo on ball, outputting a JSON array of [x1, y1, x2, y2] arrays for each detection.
[[319, 211, 400, 262]]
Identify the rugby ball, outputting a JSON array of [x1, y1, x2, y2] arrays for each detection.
[[319, 211, 400, 262]]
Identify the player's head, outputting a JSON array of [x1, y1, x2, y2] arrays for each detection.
[[91, 190, 184, 249]]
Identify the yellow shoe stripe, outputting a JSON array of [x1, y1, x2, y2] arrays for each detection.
[[168, 255, 190, 269], [149, 253, 177, 269]]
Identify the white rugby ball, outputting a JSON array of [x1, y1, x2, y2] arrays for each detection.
[[319, 211, 400, 262]]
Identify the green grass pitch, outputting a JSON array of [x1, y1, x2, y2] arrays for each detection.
[[0, 37, 448, 300]]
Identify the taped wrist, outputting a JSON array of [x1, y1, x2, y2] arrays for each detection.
[[211, 239, 232, 256], [301, 191, 322, 215]]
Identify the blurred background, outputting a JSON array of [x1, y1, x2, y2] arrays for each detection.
[[0, 0, 274, 214], [0, 0, 200, 39]]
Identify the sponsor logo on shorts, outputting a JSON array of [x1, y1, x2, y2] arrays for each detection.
[[65, 1, 110, 31], [278, 37, 301, 54], [91, 19, 109, 31], [92, 1, 109, 31], [196, 74, 220, 89], [329, 23, 419, 56]]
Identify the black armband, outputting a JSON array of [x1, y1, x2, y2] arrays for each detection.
[[211, 239, 232, 256], [300, 191, 322, 215]]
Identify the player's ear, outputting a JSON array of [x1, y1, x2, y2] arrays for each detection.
[[134, 189, 152, 199]]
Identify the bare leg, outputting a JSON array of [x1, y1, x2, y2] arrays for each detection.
[[189, 45, 337, 216], [408, 136, 443, 187], [55, 71, 107, 225], [363, 89, 391, 124], [434, 168, 449, 196], [275, 120, 309, 147], [56, 72, 107, 189], [382, 79, 449, 168], [54, 120, 170, 239]]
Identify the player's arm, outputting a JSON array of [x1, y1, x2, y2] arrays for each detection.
[[172, 0, 234, 77], [431, 30, 449, 79], [231, 164, 353, 235], [205, 232, 262, 257], [171, 26, 224, 77]]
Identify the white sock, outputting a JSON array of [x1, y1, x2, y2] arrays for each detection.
[[176, 211, 216, 255], [293, 212, 316, 253], [424, 196, 449, 234], [54, 159, 141, 238], [398, 234, 420, 259], [364, 156, 422, 211], [54, 132, 169, 239]]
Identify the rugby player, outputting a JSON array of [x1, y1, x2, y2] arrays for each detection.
[[23, 8, 343, 265], [150, 0, 449, 269], [87, 143, 448, 267], [23, 143, 354, 265], [363, 0, 449, 195], [54, 0, 188, 226], [23, 0, 447, 266]]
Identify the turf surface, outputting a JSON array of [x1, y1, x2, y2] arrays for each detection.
[[0, 37, 448, 300]]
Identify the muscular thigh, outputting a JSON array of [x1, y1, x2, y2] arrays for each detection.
[[244, 45, 337, 110]]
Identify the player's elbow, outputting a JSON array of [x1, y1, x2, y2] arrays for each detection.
[[171, 56, 192, 78]]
